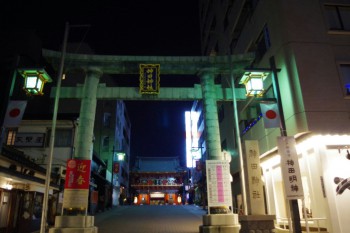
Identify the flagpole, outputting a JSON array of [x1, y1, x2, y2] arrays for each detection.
[[0, 56, 21, 151]]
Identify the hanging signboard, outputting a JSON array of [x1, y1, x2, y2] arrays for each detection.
[[206, 160, 232, 210], [14, 133, 45, 147], [139, 64, 160, 94], [277, 136, 304, 199]]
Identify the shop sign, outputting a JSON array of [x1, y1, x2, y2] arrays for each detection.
[[14, 133, 45, 147]]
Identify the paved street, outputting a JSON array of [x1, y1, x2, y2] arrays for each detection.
[[95, 205, 206, 233]]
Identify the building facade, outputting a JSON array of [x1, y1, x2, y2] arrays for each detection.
[[93, 100, 131, 207], [198, 0, 350, 232], [187, 101, 207, 207], [130, 157, 187, 205], [0, 120, 73, 232]]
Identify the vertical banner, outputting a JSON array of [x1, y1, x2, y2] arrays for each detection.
[[277, 136, 304, 199], [113, 162, 120, 174], [64, 159, 91, 189], [260, 103, 280, 128], [139, 64, 160, 94], [244, 140, 265, 215], [196, 160, 202, 171], [63, 159, 91, 211], [206, 160, 232, 211]]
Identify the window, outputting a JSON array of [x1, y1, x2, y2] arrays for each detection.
[[102, 136, 109, 151], [339, 64, 350, 95], [47, 129, 73, 147], [103, 112, 111, 127], [6, 129, 17, 145], [324, 5, 350, 31], [255, 25, 271, 62], [248, 25, 271, 65], [218, 104, 225, 123]]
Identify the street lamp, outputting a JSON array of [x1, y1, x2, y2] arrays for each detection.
[[238, 56, 302, 233], [239, 69, 270, 97], [0, 67, 52, 148], [18, 68, 52, 96], [116, 151, 126, 161]]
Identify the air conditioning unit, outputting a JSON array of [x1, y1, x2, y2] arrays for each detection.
[[59, 166, 67, 178]]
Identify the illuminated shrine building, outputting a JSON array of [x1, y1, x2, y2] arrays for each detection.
[[130, 157, 187, 205]]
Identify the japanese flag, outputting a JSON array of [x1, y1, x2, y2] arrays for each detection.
[[3, 100, 27, 127], [260, 103, 280, 128]]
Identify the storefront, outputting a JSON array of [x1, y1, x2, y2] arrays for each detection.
[[260, 134, 350, 233], [0, 146, 60, 233]]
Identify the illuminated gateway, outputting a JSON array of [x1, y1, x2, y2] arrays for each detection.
[[130, 157, 187, 205]]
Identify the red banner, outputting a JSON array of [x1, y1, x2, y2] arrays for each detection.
[[64, 159, 91, 189], [196, 160, 202, 171], [113, 162, 120, 174]]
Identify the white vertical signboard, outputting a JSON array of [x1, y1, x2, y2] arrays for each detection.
[[277, 136, 304, 199], [206, 160, 232, 210], [244, 140, 265, 215]]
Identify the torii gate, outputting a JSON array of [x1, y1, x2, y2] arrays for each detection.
[[43, 49, 254, 233]]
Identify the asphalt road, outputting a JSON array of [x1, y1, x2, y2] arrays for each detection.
[[95, 205, 206, 233]]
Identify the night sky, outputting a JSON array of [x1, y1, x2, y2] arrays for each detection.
[[2, 0, 202, 166]]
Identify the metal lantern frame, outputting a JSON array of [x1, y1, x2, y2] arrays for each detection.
[[18, 68, 52, 96], [239, 70, 270, 97]]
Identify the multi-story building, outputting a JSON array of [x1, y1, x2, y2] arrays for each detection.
[[93, 100, 131, 207], [185, 102, 207, 206], [198, 0, 350, 232]]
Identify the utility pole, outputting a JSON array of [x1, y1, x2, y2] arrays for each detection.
[[270, 56, 302, 233], [40, 21, 69, 233]]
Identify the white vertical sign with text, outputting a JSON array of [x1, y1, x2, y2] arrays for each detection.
[[277, 136, 304, 199], [206, 160, 232, 209]]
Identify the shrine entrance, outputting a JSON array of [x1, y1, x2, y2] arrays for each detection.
[[43, 49, 254, 233]]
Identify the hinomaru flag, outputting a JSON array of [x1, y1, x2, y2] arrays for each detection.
[[3, 100, 27, 127], [260, 103, 280, 128]]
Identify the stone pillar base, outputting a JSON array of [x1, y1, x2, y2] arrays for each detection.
[[239, 215, 276, 233], [200, 214, 240, 233], [49, 216, 97, 233], [200, 225, 240, 233]]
